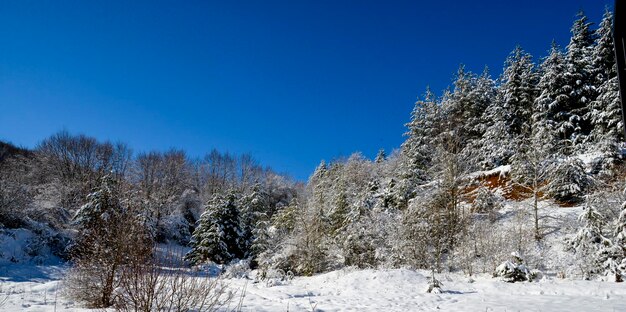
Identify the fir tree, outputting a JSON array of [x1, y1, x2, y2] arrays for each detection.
[[534, 42, 568, 152], [375, 149, 386, 164], [480, 46, 538, 167], [589, 9, 622, 157], [402, 87, 442, 182], [185, 192, 243, 265], [546, 157, 591, 204], [568, 198, 612, 279], [563, 11, 596, 148], [239, 184, 270, 261]]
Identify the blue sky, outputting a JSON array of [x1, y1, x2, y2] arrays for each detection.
[[0, 0, 613, 180]]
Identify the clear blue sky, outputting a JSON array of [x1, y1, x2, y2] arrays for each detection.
[[0, 0, 613, 180]]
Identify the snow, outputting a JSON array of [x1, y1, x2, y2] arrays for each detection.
[[230, 268, 626, 311], [0, 256, 625, 311], [469, 165, 511, 179], [0, 264, 90, 311]]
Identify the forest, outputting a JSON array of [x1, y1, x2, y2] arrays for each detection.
[[0, 8, 625, 311]]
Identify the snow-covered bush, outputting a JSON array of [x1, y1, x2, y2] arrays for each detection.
[[472, 186, 503, 213], [223, 259, 251, 279], [547, 158, 592, 204], [494, 252, 536, 282], [426, 271, 443, 293]]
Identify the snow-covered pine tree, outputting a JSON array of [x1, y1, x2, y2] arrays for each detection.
[[375, 148, 386, 164], [69, 175, 151, 308], [535, 42, 570, 153], [464, 67, 497, 169], [443, 66, 488, 148], [511, 82, 557, 240], [480, 47, 538, 168], [563, 11, 596, 150], [588, 9, 623, 163], [603, 192, 626, 282], [239, 184, 270, 262], [546, 157, 591, 204], [72, 175, 126, 259], [568, 197, 612, 279], [185, 191, 242, 265], [401, 87, 442, 183]]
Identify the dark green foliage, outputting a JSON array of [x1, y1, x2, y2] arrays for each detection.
[[186, 192, 243, 265]]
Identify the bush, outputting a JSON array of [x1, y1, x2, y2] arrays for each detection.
[[493, 252, 536, 282], [114, 250, 235, 312]]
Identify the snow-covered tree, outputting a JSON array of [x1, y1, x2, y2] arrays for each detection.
[[494, 252, 534, 282], [602, 192, 626, 282], [185, 192, 242, 265], [69, 175, 151, 308], [402, 87, 443, 183], [511, 93, 557, 240], [444, 66, 492, 149], [568, 198, 612, 279], [563, 11, 596, 149], [588, 10, 622, 161], [480, 47, 537, 167], [238, 184, 270, 261], [546, 157, 591, 204], [375, 149, 386, 164], [535, 42, 570, 152]]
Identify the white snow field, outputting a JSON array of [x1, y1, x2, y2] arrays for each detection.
[[1, 265, 625, 312]]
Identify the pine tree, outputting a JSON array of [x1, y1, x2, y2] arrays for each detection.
[[402, 87, 442, 182], [563, 11, 596, 149], [568, 197, 611, 279], [185, 192, 242, 265], [443, 66, 493, 152], [455, 67, 497, 169], [72, 175, 124, 258], [375, 149, 386, 163], [480, 46, 538, 167], [535, 42, 568, 152], [604, 194, 626, 282], [589, 9, 623, 158], [546, 157, 591, 204], [239, 184, 270, 261]]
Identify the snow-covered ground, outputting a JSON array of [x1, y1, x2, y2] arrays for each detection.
[[1, 264, 625, 312]]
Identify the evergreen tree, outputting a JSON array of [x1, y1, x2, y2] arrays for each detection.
[[568, 198, 612, 279], [563, 11, 596, 149], [70, 175, 151, 308], [604, 195, 626, 281], [185, 192, 242, 265], [239, 184, 270, 261], [589, 10, 622, 157], [443, 66, 493, 152], [375, 149, 386, 164], [481, 47, 538, 167], [72, 175, 124, 259], [546, 157, 591, 204], [535, 42, 568, 152], [402, 87, 442, 182]]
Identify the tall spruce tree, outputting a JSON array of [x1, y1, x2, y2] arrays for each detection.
[[589, 9, 623, 155], [480, 46, 538, 167], [402, 87, 442, 182], [563, 11, 596, 149], [185, 191, 242, 265], [535, 42, 569, 152]]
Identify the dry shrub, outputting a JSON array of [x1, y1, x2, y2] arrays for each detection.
[[113, 249, 236, 312]]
